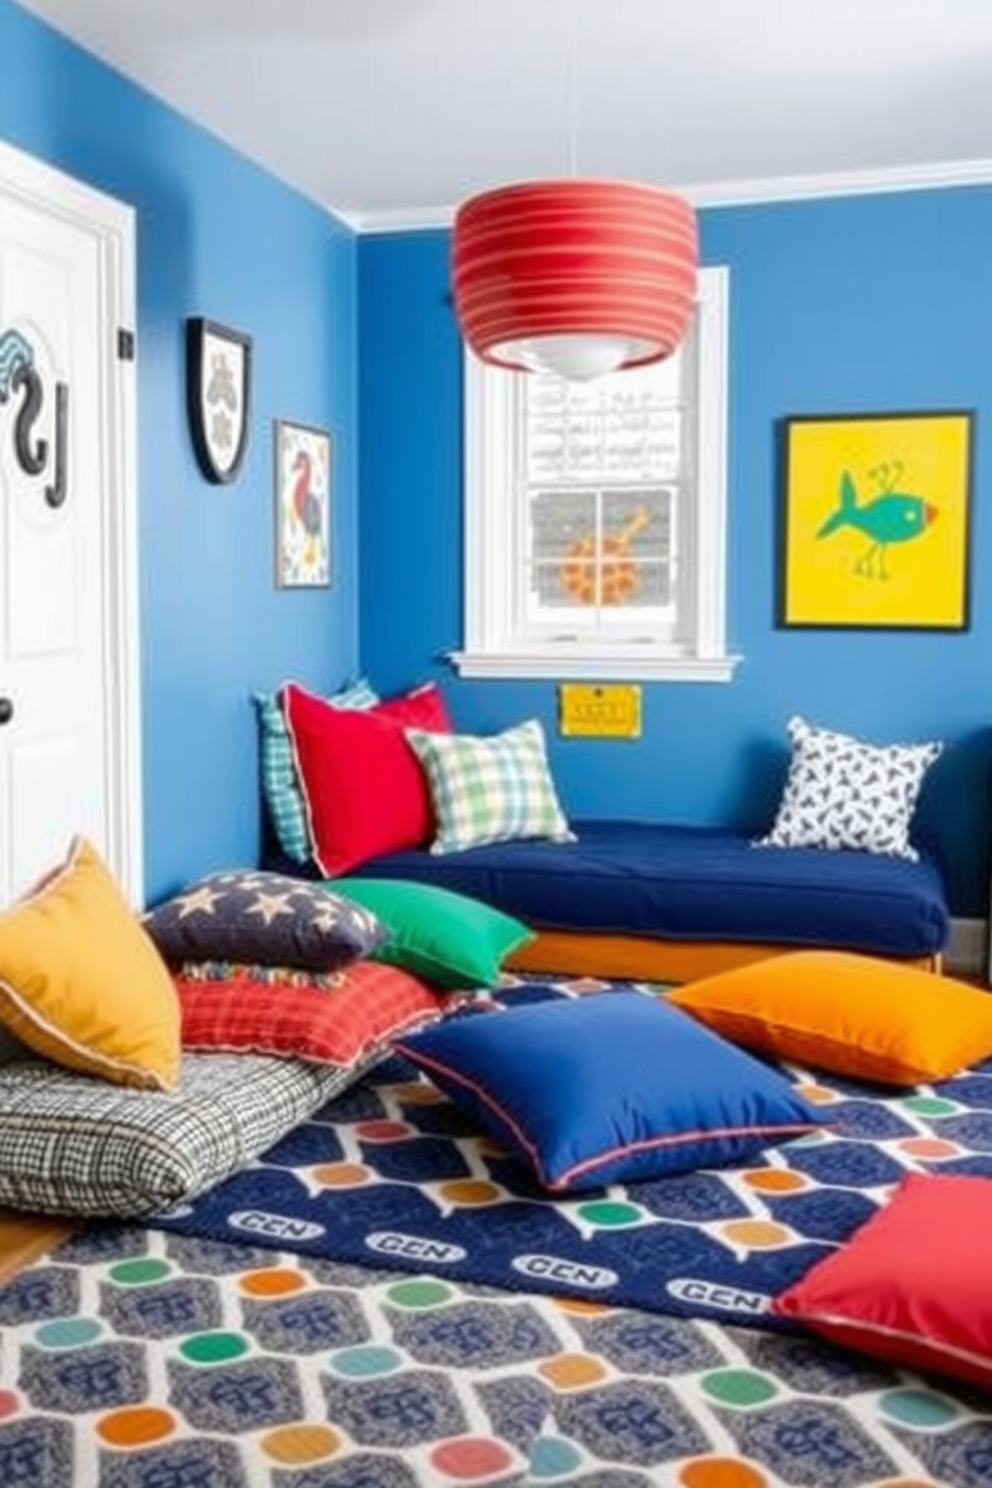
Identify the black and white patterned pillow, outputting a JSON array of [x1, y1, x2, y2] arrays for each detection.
[[143, 869, 385, 972], [758, 716, 941, 861], [0, 1050, 366, 1216]]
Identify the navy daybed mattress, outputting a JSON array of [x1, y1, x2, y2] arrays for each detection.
[[347, 820, 950, 961]]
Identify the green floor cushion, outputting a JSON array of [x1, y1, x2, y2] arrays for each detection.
[[329, 877, 534, 990]]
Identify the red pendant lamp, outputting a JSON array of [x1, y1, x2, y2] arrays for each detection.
[[453, 177, 698, 381]]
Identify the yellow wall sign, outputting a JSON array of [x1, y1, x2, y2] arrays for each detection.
[[559, 685, 642, 739]]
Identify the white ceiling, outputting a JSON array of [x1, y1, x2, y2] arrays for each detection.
[[16, 0, 992, 230]]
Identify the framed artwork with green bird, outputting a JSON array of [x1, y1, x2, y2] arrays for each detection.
[[777, 409, 974, 630]]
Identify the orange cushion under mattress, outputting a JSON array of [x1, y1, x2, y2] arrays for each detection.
[[505, 931, 940, 984]]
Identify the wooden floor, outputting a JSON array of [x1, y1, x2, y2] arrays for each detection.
[[0, 1210, 75, 1285]]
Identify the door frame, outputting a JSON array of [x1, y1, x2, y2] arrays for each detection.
[[0, 137, 142, 904]]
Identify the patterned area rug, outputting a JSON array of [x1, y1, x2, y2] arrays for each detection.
[[2, 1223, 992, 1488], [151, 975, 992, 1331]]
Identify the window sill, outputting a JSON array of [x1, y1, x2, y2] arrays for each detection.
[[448, 649, 742, 682]]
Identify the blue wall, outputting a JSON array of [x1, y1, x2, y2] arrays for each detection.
[[0, 1, 359, 902], [5, 2, 991, 919], [358, 196, 992, 916]]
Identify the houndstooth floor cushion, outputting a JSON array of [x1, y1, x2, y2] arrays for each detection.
[[0, 1049, 366, 1218]]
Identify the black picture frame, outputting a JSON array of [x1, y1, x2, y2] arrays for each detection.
[[186, 317, 253, 483], [776, 408, 974, 632]]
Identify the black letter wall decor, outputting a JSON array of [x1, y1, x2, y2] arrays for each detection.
[[0, 327, 70, 509]]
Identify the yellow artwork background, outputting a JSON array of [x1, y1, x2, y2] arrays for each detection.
[[782, 413, 972, 628]]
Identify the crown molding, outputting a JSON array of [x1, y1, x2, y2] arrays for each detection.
[[347, 156, 992, 235], [347, 203, 456, 234], [687, 157, 992, 208]]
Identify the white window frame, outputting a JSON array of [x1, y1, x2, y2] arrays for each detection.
[[451, 265, 739, 682]]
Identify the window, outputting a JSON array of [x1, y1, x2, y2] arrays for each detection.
[[452, 265, 737, 681]]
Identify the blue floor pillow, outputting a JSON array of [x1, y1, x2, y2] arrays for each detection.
[[394, 990, 828, 1193]]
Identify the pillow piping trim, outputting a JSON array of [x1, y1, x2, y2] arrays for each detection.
[[668, 1006, 957, 1086], [282, 683, 332, 878], [179, 1004, 443, 1067], [0, 973, 172, 1091], [0, 831, 82, 920], [392, 1041, 819, 1191], [785, 1309, 992, 1377], [552, 1119, 820, 1191]]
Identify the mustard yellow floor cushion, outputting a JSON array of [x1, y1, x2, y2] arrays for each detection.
[[0, 836, 180, 1090]]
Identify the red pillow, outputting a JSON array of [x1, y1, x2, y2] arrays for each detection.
[[284, 681, 451, 875], [772, 1173, 992, 1390], [373, 682, 452, 731], [175, 958, 444, 1067]]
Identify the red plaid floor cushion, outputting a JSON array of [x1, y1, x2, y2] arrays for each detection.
[[173, 959, 445, 1067]]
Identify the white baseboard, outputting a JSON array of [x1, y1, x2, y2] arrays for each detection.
[[947, 917, 987, 980]]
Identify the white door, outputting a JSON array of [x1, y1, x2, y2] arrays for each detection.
[[0, 140, 141, 907]]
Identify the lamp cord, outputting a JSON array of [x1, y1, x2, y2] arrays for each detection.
[[567, 0, 578, 177]]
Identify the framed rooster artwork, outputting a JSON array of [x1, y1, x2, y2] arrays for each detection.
[[274, 418, 331, 588], [777, 409, 974, 631]]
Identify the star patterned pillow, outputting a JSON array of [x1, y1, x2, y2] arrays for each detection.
[[757, 716, 941, 861], [143, 869, 386, 972]]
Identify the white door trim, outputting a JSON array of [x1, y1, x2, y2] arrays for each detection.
[[0, 137, 142, 905]]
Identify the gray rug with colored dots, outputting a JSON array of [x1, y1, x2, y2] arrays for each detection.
[[3, 974, 992, 1487], [1, 1221, 990, 1487]]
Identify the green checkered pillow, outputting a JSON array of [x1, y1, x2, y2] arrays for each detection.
[[405, 718, 574, 854], [255, 678, 378, 862]]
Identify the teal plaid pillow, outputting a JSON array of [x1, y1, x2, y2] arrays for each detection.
[[405, 718, 574, 855], [255, 679, 378, 862]]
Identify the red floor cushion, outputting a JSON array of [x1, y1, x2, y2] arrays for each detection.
[[773, 1173, 992, 1390]]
